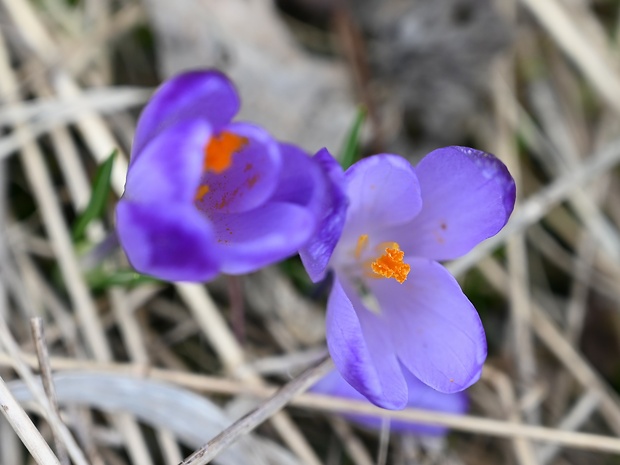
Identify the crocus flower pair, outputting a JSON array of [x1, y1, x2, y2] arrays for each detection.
[[311, 369, 467, 436], [116, 70, 515, 410]]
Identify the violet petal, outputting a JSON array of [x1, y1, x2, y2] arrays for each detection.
[[208, 202, 315, 274], [371, 257, 487, 393], [311, 369, 468, 436], [133, 70, 239, 159], [326, 276, 408, 409], [299, 148, 348, 282], [124, 119, 210, 204], [394, 146, 516, 261], [116, 200, 220, 282], [342, 154, 422, 238]]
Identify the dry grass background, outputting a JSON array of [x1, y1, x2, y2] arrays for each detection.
[[2, 0, 620, 464]]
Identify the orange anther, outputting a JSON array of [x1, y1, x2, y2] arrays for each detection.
[[355, 234, 369, 260], [371, 244, 410, 284], [195, 184, 210, 201], [203, 131, 248, 174]]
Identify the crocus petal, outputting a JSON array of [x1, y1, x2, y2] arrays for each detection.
[[311, 369, 360, 399], [196, 123, 280, 215], [395, 146, 516, 261], [299, 148, 348, 282], [133, 70, 239, 158], [326, 277, 408, 409], [124, 120, 211, 204], [311, 369, 468, 436], [208, 202, 315, 274], [270, 143, 322, 206], [370, 258, 487, 393], [396, 369, 468, 435], [342, 154, 422, 237], [116, 200, 220, 282]]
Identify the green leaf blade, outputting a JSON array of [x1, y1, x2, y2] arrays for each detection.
[[72, 149, 117, 241], [339, 106, 366, 170]]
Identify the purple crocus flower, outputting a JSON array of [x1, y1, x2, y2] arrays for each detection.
[[301, 147, 515, 409], [312, 369, 468, 436], [116, 70, 338, 282]]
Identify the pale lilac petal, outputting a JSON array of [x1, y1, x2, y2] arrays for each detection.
[[326, 277, 407, 409], [342, 154, 422, 237], [395, 146, 516, 261], [397, 369, 468, 435], [311, 369, 360, 399], [208, 202, 315, 274], [299, 148, 348, 282], [195, 123, 280, 215], [116, 200, 220, 282], [370, 258, 486, 393], [311, 369, 468, 436], [124, 120, 210, 204], [133, 70, 239, 158]]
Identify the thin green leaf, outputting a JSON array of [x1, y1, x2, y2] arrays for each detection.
[[86, 268, 160, 290], [72, 149, 117, 240], [339, 106, 366, 169]]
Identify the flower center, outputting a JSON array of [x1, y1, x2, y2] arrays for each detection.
[[371, 244, 410, 284], [354, 234, 410, 284], [195, 131, 248, 202]]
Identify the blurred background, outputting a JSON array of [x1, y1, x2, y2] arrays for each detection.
[[2, 0, 620, 464]]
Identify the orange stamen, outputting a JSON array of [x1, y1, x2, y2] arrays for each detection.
[[203, 131, 248, 174], [371, 243, 410, 284], [195, 184, 210, 201], [355, 234, 369, 260]]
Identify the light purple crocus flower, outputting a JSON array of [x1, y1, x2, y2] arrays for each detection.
[[116, 70, 341, 282], [301, 147, 515, 409], [312, 369, 468, 436]]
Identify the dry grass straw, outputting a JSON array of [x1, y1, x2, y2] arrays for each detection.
[[30, 317, 70, 465], [2, 0, 620, 464], [180, 357, 333, 465], [0, 373, 62, 465], [4, 354, 620, 455]]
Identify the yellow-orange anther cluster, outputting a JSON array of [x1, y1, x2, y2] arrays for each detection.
[[355, 234, 369, 260], [203, 131, 248, 174], [195, 185, 210, 201], [196, 131, 249, 202], [371, 245, 410, 284]]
